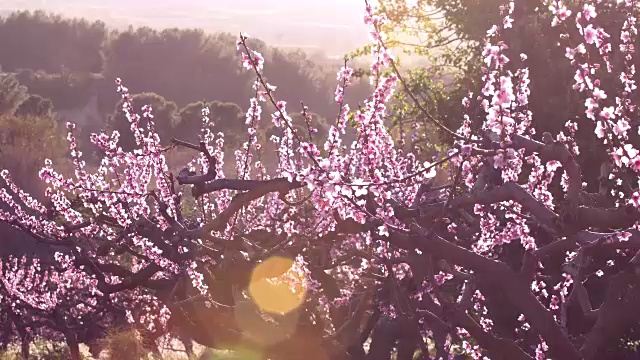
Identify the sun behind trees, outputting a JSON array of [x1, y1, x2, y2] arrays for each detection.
[[1, 1, 640, 360]]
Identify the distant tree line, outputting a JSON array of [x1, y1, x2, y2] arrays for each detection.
[[0, 10, 375, 177], [0, 10, 371, 117]]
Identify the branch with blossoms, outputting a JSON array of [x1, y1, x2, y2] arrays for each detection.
[[0, 254, 129, 359]]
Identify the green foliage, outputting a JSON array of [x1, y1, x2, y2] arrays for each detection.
[[15, 69, 110, 112], [15, 94, 54, 118], [347, 0, 481, 154], [175, 100, 245, 146], [0, 340, 87, 360], [108, 92, 179, 150], [0, 10, 107, 73], [0, 351, 19, 360], [101, 328, 150, 360], [102, 27, 253, 109], [361, 0, 640, 188], [386, 67, 449, 156], [0, 113, 70, 193], [196, 349, 259, 360], [265, 111, 330, 144], [0, 72, 28, 115], [103, 26, 371, 120], [3, 10, 374, 126]]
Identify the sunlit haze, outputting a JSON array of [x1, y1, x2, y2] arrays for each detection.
[[1, 0, 372, 57]]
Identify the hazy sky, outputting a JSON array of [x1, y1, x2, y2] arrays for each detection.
[[1, 0, 374, 56]]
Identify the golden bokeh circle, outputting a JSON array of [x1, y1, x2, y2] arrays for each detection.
[[248, 256, 307, 315]]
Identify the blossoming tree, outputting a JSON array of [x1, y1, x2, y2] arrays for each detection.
[[1, 0, 640, 359]]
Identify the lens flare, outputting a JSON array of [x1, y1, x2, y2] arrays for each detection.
[[233, 256, 307, 346], [248, 256, 307, 314]]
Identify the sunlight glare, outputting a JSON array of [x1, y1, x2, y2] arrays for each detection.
[[248, 256, 307, 314]]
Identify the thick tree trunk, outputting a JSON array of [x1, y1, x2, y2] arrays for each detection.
[[67, 340, 81, 360], [20, 337, 29, 360], [366, 317, 398, 360], [181, 338, 194, 358]]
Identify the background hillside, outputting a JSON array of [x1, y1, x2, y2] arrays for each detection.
[[0, 0, 370, 58]]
